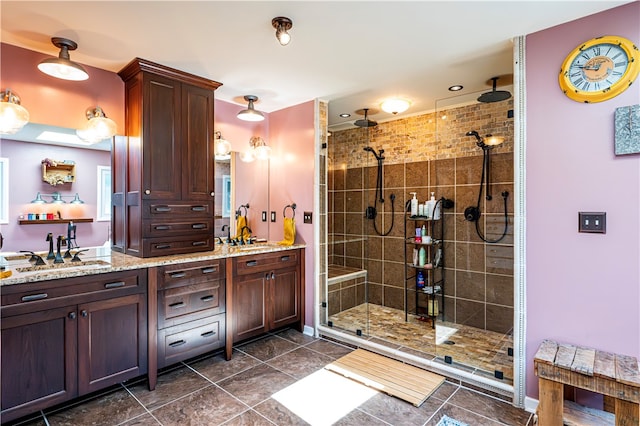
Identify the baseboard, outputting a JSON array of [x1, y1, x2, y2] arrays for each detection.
[[525, 396, 539, 414], [303, 325, 315, 337]]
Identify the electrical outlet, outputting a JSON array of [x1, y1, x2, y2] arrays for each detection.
[[303, 211, 312, 224], [578, 212, 606, 234], [261, 211, 267, 222]]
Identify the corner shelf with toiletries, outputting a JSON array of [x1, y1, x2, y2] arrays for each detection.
[[404, 192, 451, 329]]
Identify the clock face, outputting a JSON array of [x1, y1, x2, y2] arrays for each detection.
[[559, 35, 640, 103]]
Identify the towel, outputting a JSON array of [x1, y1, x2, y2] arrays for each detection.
[[235, 215, 251, 241], [279, 217, 296, 246]]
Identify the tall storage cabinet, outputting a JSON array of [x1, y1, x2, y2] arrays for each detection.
[[115, 58, 222, 257]]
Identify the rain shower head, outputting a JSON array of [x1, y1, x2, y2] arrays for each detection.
[[477, 76, 512, 103], [354, 108, 378, 128]]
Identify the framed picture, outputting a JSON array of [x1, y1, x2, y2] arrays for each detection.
[[96, 165, 111, 221]]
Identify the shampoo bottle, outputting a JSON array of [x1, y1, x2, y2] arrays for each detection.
[[416, 270, 425, 290], [418, 247, 426, 266], [410, 192, 418, 217], [426, 192, 441, 220]]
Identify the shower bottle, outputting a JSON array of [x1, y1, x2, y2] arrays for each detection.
[[410, 192, 418, 217], [416, 270, 425, 290]]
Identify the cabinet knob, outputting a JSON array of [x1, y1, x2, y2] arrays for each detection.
[[81, 310, 88, 317], [271, 272, 275, 280], [210, 192, 214, 197], [68, 312, 77, 319], [145, 189, 151, 195]]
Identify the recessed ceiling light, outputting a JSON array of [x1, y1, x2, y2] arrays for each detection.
[[339, 113, 351, 118], [448, 85, 464, 91]]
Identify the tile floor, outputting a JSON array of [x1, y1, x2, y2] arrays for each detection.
[[7, 329, 534, 426]]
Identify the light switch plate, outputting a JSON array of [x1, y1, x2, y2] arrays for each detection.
[[578, 212, 606, 234], [303, 211, 312, 224], [270, 211, 276, 223], [262, 211, 267, 222]]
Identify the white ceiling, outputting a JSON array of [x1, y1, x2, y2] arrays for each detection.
[[1, 1, 632, 131]]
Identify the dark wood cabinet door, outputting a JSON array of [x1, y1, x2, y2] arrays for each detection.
[[271, 267, 300, 330], [1, 306, 77, 422], [181, 83, 214, 201], [77, 294, 148, 395], [142, 74, 182, 200], [232, 272, 268, 342]]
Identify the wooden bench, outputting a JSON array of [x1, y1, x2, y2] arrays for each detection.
[[534, 340, 640, 425]]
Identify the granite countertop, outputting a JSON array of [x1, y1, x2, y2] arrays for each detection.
[[0, 242, 305, 286]]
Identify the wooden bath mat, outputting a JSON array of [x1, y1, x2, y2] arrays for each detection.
[[324, 349, 444, 407]]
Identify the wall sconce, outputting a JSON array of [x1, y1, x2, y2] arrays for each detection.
[[272, 17, 293, 46], [380, 98, 411, 115], [214, 131, 231, 160], [237, 95, 265, 122], [239, 136, 271, 162], [76, 106, 117, 143], [0, 89, 29, 134], [37, 37, 89, 81], [31, 192, 85, 204]]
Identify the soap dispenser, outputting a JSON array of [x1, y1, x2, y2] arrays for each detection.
[[410, 192, 418, 217], [426, 192, 441, 220]]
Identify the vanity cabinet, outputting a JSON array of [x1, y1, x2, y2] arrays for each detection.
[[228, 249, 304, 357], [114, 58, 222, 258], [0, 270, 147, 423], [156, 259, 226, 369]]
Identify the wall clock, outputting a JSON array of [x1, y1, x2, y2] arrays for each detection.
[[559, 35, 640, 103]]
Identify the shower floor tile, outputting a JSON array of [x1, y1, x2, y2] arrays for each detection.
[[329, 303, 514, 383]]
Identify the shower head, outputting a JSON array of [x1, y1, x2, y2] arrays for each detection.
[[466, 130, 482, 144], [477, 76, 512, 103], [354, 108, 378, 128]]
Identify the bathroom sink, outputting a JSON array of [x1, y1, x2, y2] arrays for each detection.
[[16, 259, 110, 273]]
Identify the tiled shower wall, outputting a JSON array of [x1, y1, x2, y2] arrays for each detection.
[[327, 99, 514, 334]]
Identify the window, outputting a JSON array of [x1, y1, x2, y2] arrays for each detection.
[[0, 158, 8, 224], [222, 175, 231, 218], [96, 165, 111, 221]]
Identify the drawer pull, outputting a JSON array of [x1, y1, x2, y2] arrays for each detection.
[[191, 223, 207, 229], [246, 260, 258, 267], [169, 301, 186, 309], [201, 267, 217, 274], [201, 330, 216, 338], [192, 241, 207, 246], [169, 339, 186, 347], [21, 293, 48, 302], [281, 256, 290, 261], [200, 295, 214, 302], [105, 281, 126, 289], [154, 225, 171, 230], [155, 244, 171, 249], [155, 206, 172, 212], [191, 206, 207, 212], [170, 272, 187, 279]]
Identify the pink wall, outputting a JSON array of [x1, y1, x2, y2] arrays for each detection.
[[526, 1, 640, 399], [268, 100, 316, 327], [1, 139, 111, 251], [0, 43, 124, 132]]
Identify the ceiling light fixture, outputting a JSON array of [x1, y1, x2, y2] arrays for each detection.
[[272, 17, 293, 46], [448, 85, 464, 91], [339, 113, 351, 118], [380, 98, 410, 115], [38, 37, 89, 81], [76, 106, 117, 143], [240, 136, 271, 162], [237, 95, 265, 122], [214, 131, 232, 160], [0, 89, 29, 134]]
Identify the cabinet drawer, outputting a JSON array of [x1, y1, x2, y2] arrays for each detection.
[[159, 280, 225, 327], [234, 250, 299, 275], [143, 201, 212, 218], [144, 219, 213, 237], [143, 236, 213, 257], [159, 259, 224, 289], [1, 271, 144, 316], [157, 314, 225, 368]]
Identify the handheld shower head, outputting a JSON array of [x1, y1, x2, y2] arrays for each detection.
[[466, 130, 483, 144], [363, 146, 385, 161]]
